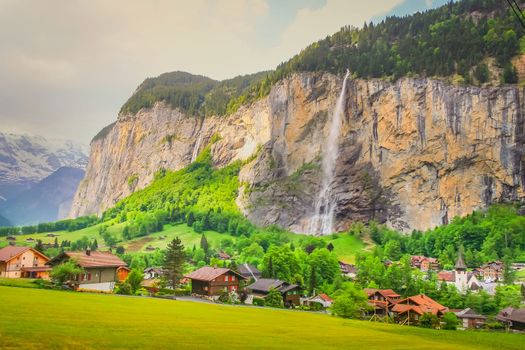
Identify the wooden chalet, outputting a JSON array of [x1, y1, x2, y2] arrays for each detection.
[[46, 249, 129, 291], [185, 266, 246, 297], [496, 307, 525, 331], [339, 261, 357, 279], [247, 278, 301, 307], [410, 255, 439, 271], [454, 308, 486, 329], [0, 246, 51, 279], [303, 293, 333, 308], [391, 294, 448, 325], [364, 288, 401, 318]]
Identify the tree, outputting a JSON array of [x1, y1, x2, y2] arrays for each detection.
[[50, 260, 83, 286], [265, 288, 283, 308], [331, 282, 369, 319], [53, 237, 59, 249], [126, 268, 145, 294], [34, 240, 44, 253], [420, 313, 439, 329], [442, 312, 459, 330], [503, 64, 518, 84], [200, 233, 209, 257], [163, 237, 185, 288], [474, 63, 489, 84], [495, 285, 522, 309], [326, 242, 334, 252]]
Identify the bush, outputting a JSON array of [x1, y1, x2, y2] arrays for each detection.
[[420, 313, 439, 329], [442, 312, 459, 330], [252, 298, 265, 306]]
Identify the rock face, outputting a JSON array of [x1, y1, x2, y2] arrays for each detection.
[[71, 73, 525, 233]]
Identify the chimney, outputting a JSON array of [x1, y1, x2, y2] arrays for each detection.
[[86, 248, 91, 256]]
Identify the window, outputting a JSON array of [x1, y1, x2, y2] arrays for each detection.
[[231, 276, 235, 281], [224, 276, 228, 282], [88, 273, 92, 281]]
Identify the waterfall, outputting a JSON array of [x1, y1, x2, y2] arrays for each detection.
[[309, 70, 350, 235], [191, 124, 205, 163]]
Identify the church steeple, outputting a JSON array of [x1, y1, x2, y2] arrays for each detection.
[[455, 248, 467, 271]]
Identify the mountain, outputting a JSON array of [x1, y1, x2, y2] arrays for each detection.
[[0, 132, 88, 225], [70, 0, 525, 234], [0, 167, 85, 225]]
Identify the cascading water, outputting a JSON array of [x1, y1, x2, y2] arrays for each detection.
[[191, 125, 205, 162], [309, 70, 350, 235]]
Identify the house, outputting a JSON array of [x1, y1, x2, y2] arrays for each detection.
[[238, 263, 261, 281], [391, 294, 448, 325], [6, 236, 16, 242], [364, 288, 401, 316], [0, 246, 51, 279], [339, 261, 357, 279], [303, 293, 333, 308], [479, 261, 504, 282], [144, 267, 164, 280], [437, 250, 482, 293], [46, 249, 129, 291], [185, 266, 246, 297], [410, 255, 439, 271], [454, 308, 486, 329], [496, 307, 525, 331], [217, 252, 231, 260], [247, 278, 301, 307]]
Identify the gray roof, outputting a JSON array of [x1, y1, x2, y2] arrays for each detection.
[[247, 278, 298, 293], [455, 250, 467, 270], [455, 308, 486, 319], [238, 263, 261, 278]]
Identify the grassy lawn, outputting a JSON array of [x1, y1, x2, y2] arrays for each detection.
[[2, 223, 370, 263], [0, 286, 523, 350], [0, 277, 43, 289]]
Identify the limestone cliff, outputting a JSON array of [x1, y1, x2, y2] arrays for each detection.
[[71, 73, 525, 233]]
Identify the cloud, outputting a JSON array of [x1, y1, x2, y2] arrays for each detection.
[[0, 0, 422, 143]]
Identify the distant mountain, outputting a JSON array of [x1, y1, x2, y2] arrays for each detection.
[[0, 167, 85, 225], [0, 132, 88, 188]]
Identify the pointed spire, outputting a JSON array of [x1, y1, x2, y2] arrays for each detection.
[[455, 248, 467, 270]]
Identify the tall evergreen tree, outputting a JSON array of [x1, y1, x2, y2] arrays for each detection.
[[163, 237, 185, 288]]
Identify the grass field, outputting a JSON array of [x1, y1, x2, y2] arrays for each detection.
[[0, 286, 523, 350], [1, 223, 369, 262]]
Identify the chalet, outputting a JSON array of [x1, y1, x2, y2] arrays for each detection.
[[6, 236, 16, 242], [0, 246, 51, 279], [247, 278, 301, 307], [454, 308, 486, 329], [303, 293, 333, 308], [496, 307, 525, 331], [25, 238, 34, 242], [185, 266, 246, 297], [238, 263, 261, 281], [479, 261, 504, 282], [364, 288, 401, 317], [391, 294, 448, 325], [46, 249, 129, 291], [144, 267, 164, 280], [410, 255, 439, 271], [339, 261, 357, 279]]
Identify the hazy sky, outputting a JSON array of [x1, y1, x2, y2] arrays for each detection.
[[0, 0, 448, 144]]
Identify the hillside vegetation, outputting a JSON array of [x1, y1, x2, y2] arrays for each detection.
[[0, 287, 523, 350], [117, 0, 522, 118]]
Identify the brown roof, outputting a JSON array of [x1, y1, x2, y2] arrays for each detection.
[[318, 293, 333, 302], [395, 294, 448, 315], [0, 246, 49, 262], [48, 251, 126, 268], [497, 307, 525, 324], [437, 271, 455, 282], [364, 288, 400, 298], [185, 266, 245, 282], [455, 308, 486, 319]]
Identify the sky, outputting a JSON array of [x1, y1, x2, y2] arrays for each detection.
[[0, 0, 449, 144]]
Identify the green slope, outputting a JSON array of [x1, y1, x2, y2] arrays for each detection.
[[0, 286, 523, 350]]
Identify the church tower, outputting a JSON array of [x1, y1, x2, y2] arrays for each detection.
[[454, 249, 468, 292]]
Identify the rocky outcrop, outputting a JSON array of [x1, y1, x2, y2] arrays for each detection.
[[71, 72, 525, 233]]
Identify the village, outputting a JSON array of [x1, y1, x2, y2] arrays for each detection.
[[1, 239, 524, 333]]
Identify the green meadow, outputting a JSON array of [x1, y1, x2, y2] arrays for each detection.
[[0, 286, 523, 350], [1, 222, 368, 262]]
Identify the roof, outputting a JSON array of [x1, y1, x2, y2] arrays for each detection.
[[238, 263, 261, 278], [47, 251, 126, 268], [318, 293, 333, 302], [455, 308, 486, 319], [437, 271, 455, 282], [395, 294, 448, 315], [184, 266, 245, 282], [497, 307, 525, 324], [364, 288, 400, 298], [247, 278, 298, 293], [217, 252, 231, 259], [455, 250, 467, 270], [0, 246, 49, 263]]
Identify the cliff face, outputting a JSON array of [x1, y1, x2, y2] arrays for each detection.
[[71, 73, 525, 233]]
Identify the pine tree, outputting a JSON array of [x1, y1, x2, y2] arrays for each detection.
[[200, 234, 209, 256], [163, 237, 185, 289], [34, 240, 44, 253], [53, 237, 59, 249]]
